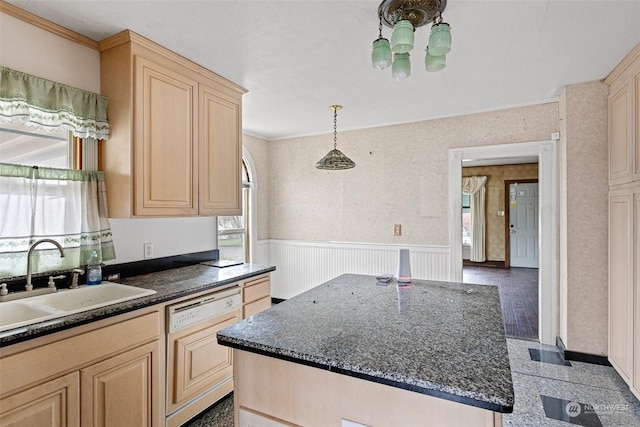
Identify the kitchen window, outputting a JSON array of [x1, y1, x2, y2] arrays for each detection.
[[217, 158, 251, 262], [462, 193, 471, 245]]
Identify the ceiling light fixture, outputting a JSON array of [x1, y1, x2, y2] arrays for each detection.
[[315, 105, 355, 170], [371, 0, 451, 81]]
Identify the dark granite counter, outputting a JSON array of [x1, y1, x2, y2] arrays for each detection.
[[0, 263, 274, 346], [218, 273, 514, 413]]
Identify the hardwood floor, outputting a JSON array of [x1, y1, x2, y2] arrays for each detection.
[[463, 266, 539, 341]]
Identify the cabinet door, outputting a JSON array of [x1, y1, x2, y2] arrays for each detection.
[[81, 341, 161, 427], [635, 71, 640, 181], [135, 55, 198, 216], [634, 191, 640, 399], [609, 81, 633, 185], [0, 372, 79, 427], [199, 84, 242, 216], [167, 308, 241, 412], [609, 191, 633, 381]]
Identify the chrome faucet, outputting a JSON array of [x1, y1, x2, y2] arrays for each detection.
[[26, 239, 65, 291]]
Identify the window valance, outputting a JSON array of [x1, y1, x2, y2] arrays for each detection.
[[0, 66, 109, 140]]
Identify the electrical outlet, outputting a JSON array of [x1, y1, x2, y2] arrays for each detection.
[[393, 224, 401, 236], [143, 243, 153, 259]]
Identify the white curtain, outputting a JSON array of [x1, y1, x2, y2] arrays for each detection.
[[462, 176, 487, 262], [0, 163, 115, 278]]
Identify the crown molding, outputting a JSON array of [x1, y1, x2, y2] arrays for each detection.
[[0, 0, 99, 50]]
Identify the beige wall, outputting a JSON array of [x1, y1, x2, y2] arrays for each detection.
[[559, 81, 609, 355], [463, 164, 539, 261], [269, 103, 557, 245], [0, 12, 100, 92], [243, 134, 270, 241]]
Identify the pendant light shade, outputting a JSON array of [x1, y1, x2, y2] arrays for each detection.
[[427, 22, 451, 56], [371, 38, 392, 70], [316, 105, 355, 170], [425, 47, 446, 72], [315, 149, 356, 170], [390, 20, 414, 54], [392, 52, 411, 81]]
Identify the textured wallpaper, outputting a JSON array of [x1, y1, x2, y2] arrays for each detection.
[[463, 164, 539, 261], [267, 103, 558, 245]]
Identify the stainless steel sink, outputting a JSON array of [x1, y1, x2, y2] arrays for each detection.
[[0, 282, 156, 332]]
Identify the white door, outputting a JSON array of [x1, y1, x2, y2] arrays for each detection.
[[509, 183, 539, 268]]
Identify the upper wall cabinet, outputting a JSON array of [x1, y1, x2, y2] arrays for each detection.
[[99, 30, 246, 217], [606, 43, 640, 186]]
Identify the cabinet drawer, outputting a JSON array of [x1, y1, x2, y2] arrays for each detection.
[[243, 279, 270, 303], [244, 296, 271, 318]]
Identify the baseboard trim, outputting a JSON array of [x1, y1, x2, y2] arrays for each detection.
[[556, 336, 611, 366]]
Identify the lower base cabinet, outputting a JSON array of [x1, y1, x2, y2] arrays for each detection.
[[81, 341, 160, 427], [0, 311, 162, 427], [0, 372, 80, 427]]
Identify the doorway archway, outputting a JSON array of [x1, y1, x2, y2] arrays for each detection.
[[449, 140, 557, 345]]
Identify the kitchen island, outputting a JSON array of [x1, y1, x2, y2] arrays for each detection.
[[218, 273, 514, 427]]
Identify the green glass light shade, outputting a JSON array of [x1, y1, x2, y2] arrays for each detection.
[[315, 149, 355, 170], [392, 52, 411, 81], [428, 22, 451, 56], [425, 47, 446, 72], [371, 38, 392, 70], [390, 20, 414, 54]]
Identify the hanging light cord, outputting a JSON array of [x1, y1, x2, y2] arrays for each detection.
[[378, 13, 384, 39], [333, 108, 338, 149]]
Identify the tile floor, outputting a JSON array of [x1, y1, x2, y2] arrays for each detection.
[[185, 339, 640, 427], [463, 266, 539, 340]]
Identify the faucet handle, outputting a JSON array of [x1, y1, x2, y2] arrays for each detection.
[[70, 269, 84, 289], [48, 275, 65, 290]]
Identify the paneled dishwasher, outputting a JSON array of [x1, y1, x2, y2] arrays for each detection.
[[165, 285, 242, 427]]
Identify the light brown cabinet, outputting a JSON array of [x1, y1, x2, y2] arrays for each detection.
[[99, 30, 246, 218], [606, 43, 640, 185], [0, 372, 80, 427], [242, 274, 271, 318], [608, 187, 634, 382], [81, 341, 160, 427], [607, 42, 640, 402], [0, 310, 163, 427]]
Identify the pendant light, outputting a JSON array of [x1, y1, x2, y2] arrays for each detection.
[[315, 105, 355, 170], [372, 0, 452, 80], [392, 52, 411, 81], [371, 13, 392, 70]]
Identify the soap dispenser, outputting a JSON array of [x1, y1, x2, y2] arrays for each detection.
[[86, 250, 102, 285]]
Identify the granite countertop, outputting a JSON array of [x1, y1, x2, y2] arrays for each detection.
[[0, 263, 275, 346], [218, 273, 514, 413]]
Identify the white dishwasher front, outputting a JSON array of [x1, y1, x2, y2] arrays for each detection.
[[166, 285, 242, 427]]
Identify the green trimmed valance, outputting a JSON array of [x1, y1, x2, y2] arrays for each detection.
[[0, 66, 109, 140]]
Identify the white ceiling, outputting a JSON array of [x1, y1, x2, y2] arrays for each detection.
[[7, 0, 640, 141]]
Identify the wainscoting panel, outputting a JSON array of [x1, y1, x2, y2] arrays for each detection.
[[260, 240, 451, 299]]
